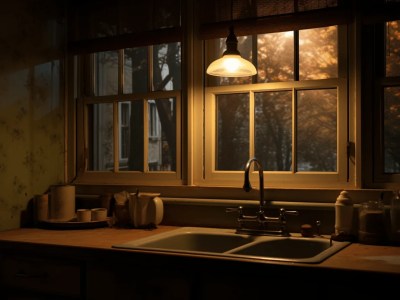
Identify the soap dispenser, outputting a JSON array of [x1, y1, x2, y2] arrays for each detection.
[[333, 190, 354, 241]]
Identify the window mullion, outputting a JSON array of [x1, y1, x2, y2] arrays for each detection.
[[82, 54, 94, 97], [114, 50, 123, 172], [143, 99, 149, 172], [144, 45, 152, 173], [118, 50, 124, 95], [252, 36, 257, 84], [293, 30, 299, 174], [249, 91, 255, 158], [148, 46, 153, 91], [113, 101, 119, 171], [294, 30, 299, 81], [292, 87, 297, 174]]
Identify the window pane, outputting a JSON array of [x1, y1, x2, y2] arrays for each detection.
[[148, 98, 176, 171], [153, 43, 181, 91], [386, 20, 400, 77], [297, 89, 337, 171], [87, 103, 114, 171], [384, 86, 400, 173], [206, 36, 254, 86], [255, 91, 292, 171], [119, 100, 144, 171], [94, 51, 119, 96], [124, 47, 148, 94], [118, 101, 144, 171], [257, 31, 294, 82], [299, 26, 338, 80], [216, 94, 249, 170]]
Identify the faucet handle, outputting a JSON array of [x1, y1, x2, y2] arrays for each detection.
[[279, 208, 299, 221], [285, 209, 299, 215], [226, 206, 243, 217]]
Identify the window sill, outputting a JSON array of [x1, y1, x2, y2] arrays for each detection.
[[74, 184, 391, 205]]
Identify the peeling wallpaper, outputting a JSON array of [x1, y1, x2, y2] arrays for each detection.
[[0, 1, 66, 230]]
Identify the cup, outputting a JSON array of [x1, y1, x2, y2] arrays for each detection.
[[49, 184, 75, 221], [91, 208, 108, 221], [77, 209, 91, 222], [129, 192, 163, 228]]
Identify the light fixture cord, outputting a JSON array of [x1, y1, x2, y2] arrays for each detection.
[[230, 0, 234, 23], [224, 0, 239, 56]]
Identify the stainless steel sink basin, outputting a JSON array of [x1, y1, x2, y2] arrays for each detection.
[[118, 230, 254, 253], [227, 236, 344, 263], [113, 227, 253, 253], [112, 227, 350, 264]]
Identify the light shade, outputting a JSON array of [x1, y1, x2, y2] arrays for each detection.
[[206, 26, 257, 77], [206, 54, 257, 77]]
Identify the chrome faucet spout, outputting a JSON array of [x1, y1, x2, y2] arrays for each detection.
[[243, 157, 266, 209], [226, 157, 298, 236]]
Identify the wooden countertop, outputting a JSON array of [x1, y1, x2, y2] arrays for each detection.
[[0, 225, 399, 275]]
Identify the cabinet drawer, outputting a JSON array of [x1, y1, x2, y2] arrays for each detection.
[[1, 255, 81, 297]]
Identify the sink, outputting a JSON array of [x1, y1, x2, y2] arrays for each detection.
[[227, 236, 344, 263], [112, 227, 350, 264], [113, 227, 253, 253]]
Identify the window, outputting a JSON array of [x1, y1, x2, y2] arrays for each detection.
[[70, 0, 382, 193], [366, 18, 400, 187], [199, 25, 349, 188], [75, 43, 182, 185], [384, 20, 400, 173]]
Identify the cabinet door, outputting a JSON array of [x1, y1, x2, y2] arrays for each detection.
[[86, 260, 192, 300], [1, 255, 82, 299]]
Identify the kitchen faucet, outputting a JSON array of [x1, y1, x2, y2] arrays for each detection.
[[243, 157, 266, 213], [227, 157, 298, 236]]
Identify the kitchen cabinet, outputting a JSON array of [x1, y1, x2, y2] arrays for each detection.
[[85, 259, 192, 300], [0, 227, 399, 299], [0, 253, 82, 299]]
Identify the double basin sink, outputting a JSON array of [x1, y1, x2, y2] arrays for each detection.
[[112, 227, 350, 264]]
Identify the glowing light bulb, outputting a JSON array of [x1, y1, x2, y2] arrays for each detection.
[[223, 57, 240, 72]]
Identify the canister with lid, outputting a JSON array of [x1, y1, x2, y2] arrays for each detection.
[[358, 197, 386, 244]]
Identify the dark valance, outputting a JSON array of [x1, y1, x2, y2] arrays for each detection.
[[67, 0, 182, 54], [197, 0, 400, 39]]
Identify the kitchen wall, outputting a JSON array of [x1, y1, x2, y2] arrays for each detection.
[[0, 1, 66, 230]]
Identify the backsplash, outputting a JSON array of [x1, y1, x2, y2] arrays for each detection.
[[0, 1, 66, 230]]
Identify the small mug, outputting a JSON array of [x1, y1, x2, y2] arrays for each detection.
[[77, 209, 91, 222], [129, 192, 163, 228], [91, 208, 108, 221]]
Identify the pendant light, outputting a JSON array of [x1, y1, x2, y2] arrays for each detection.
[[206, 26, 257, 77]]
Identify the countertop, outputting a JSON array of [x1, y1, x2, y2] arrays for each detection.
[[0, 225, 399, 275]]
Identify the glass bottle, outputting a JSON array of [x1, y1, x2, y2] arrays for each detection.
[[335, 190, 353, 236]]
